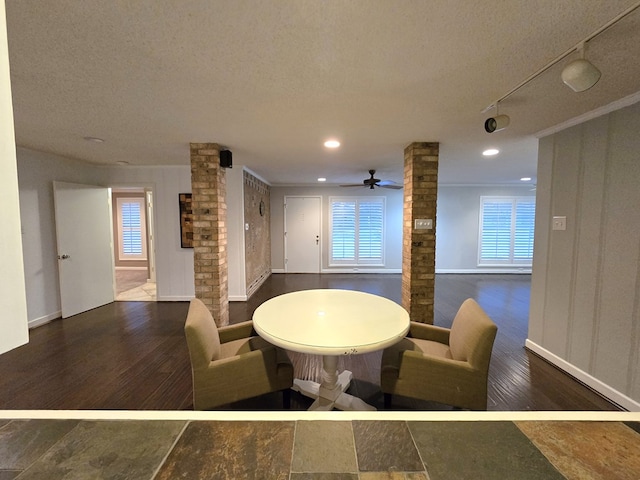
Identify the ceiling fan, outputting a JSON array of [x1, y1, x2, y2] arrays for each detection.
[[340, 170, 403, 190]]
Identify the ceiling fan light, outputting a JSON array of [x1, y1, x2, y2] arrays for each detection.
[[561, 58, 601, 92]]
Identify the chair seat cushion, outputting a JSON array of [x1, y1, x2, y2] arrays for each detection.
[[219, 335, 273, 359]]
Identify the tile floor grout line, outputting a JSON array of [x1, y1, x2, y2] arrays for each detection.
[[406, 419, 430, 478], [288, 420, 298, 479], [350, 419, 361, 476], [149, 419, 190, 480]]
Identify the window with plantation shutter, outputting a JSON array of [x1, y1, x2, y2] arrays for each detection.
[[479, 197, 535, 266], [117, 197, 147, 261], [330, 197, 385, 265]]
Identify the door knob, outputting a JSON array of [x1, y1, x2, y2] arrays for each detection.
[[58, 254, 70, 260]]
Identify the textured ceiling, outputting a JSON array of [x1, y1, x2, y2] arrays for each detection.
[[5, 1, 640, 186]]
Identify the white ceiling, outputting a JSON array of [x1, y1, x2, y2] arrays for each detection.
[[5, 1, 640, 186]]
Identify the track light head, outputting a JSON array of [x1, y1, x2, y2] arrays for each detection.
[[561, 58, 601, 92], [484, 114, 510, 133]]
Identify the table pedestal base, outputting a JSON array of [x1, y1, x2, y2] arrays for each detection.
[[290, 355, 376, 411]]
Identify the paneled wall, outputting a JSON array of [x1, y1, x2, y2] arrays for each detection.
[[529, 101, 640, 409]]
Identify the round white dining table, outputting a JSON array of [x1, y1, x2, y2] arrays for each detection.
[[252, 289, 410, 411]]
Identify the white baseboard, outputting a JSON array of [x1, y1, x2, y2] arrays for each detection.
[[272, 268, 529, 274], [436, 268, 532, 274], [322, 268, 402, 274], [525, 339, 640, 412], [28, 311, 61, 329], [156, 295, 194, 302], [229, 295, 248, 302]]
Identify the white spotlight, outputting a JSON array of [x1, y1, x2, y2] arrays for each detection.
[[561, 58, 601, 92]]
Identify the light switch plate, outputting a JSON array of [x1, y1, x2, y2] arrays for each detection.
[[415, 219, 433, 230], [552, 216, 566, 231]]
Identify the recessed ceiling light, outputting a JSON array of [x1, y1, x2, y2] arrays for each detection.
[[324, 140, 340, 148], [83, 136, 104, 143], [116, 161, 130, 166], [482, 148, 499, 156], [520, 177, 532, 182], [317, 177, 327, 182]]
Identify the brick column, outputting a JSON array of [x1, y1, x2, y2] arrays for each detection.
[[190, 143, 229, 326], [402, 142, 439, 324]]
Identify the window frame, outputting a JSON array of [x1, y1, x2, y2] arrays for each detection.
[[329, 196, 385, 267], [116, 197, 148, 261], [477, 196, 535, 267]]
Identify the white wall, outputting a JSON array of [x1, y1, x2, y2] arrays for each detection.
[[270, 186, 403, 272], [0, 1, 28, 353], [528, 100, 640, 410], [17, 149, 196, 326], [17, 149, 101, 326], [436, 185, 536, 272]]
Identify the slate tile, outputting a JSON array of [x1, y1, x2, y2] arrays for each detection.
[[0, 420, 78, 469], [155, 421, 295, 480], [517, 421, 640, 480], [291, 421, 357, 473], [408, 421, 564, 480], [359, 474, 428, 480], [0, 471, 21, 480], [0, 420, 11, 430], [290, 474, 358, 480], [352, 421, 423, 472], [16, 420, 184, 480]]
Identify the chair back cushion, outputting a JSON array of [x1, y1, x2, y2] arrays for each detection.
[[449, 298, 498, 369], [184, 298, 221, 370]]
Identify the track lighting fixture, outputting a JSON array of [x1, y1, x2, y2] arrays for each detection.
[[481, 2, 639, 126], [561, 43, 601, 92], [484, 103, 510, 134]]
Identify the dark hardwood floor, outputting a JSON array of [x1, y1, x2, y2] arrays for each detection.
[[0, 274, 619, 411]]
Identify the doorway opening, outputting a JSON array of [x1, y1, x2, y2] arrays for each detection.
[[112, 187, 157, 301]]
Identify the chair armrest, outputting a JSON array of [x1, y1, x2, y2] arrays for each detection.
[[408, 322, 451, 344], [218, 320, 257, 343], [384, 349, 477, 379], [204, 347, 277, 377]]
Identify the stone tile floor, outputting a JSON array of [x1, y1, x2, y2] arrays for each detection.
[[1, 416, 639, 479]]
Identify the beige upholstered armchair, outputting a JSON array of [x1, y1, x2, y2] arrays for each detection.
[[184, 298, 294, 410], [381, 298, 498, 410]]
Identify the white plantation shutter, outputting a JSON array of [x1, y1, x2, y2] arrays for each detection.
[[331, 201, 356, 261], [479, 197, 535, 265], [117, 197, 147, 260], [330, 197, 384, 265], [358, 201, 383, 261], [514, 200, 536, 260], [121, 202, 143, 255]]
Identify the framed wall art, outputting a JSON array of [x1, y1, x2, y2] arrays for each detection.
[[179, 193, 193, 248]]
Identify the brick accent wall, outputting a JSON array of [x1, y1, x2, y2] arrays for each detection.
[[189, 143, 229, 326], [402, 142, 439, 324]]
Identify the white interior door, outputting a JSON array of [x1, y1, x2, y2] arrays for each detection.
[[53, 182, 115, 318], [285, 196, 321, 273]]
